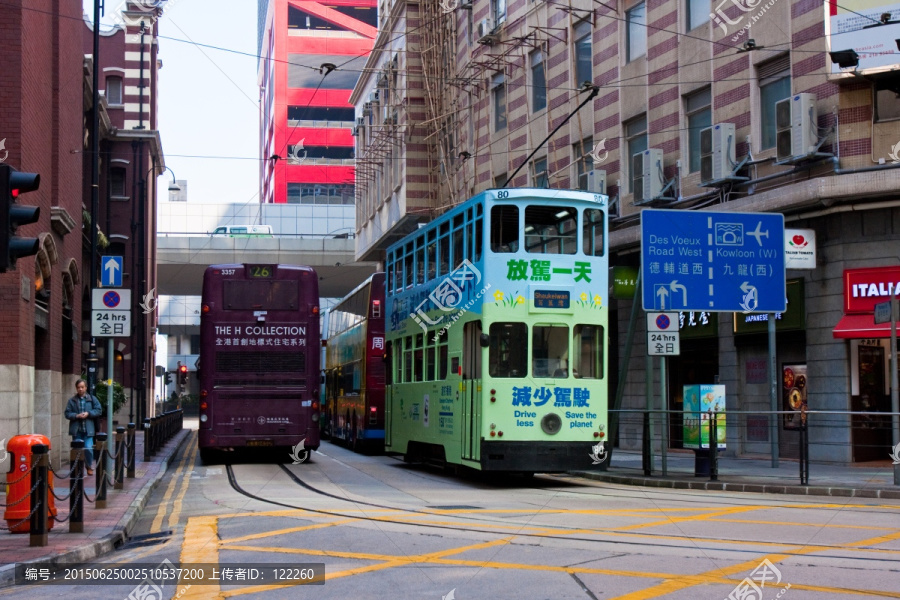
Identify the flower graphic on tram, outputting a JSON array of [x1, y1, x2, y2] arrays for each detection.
[[493, 290, 504, 303], [289, 438, 310, 464]]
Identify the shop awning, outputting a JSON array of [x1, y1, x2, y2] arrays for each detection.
[[832, 314, 895, 338]]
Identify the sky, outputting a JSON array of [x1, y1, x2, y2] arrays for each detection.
[[84, 0, 261, 206]]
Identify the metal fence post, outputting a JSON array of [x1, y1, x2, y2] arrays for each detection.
[[127, 423, 136, 478], [30, 444, 49, 547], [800, 406, 809, 485], [69, 440, 84, 533], [642, 411, 652, 476], [114, 426, 125, 489], [143, 418, 151, 461], [709, 412, 719, 482], [95, 433, 107, 509]]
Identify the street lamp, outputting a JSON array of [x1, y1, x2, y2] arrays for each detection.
[[149, 165, 181, 192]]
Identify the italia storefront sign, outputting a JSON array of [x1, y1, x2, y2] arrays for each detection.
[[843, 266, 900, 313]]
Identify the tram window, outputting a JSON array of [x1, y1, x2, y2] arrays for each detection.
[[474, 217, 483, 261], [393, 256, 403, 294], [439, 234, 450, 276], [438, 344, 449, 379], [414, 333, 424, 382], [404, 335, 413, 383], [416, 238, 425, 284], [573, 324, 603, 379], [583, 209, 605, 256], [489, 322, 528, 378], [387, 261, 394, 295], [490, 205, 518, 252], [426, 237, 437, 281], [532, 324, 569, 378], [453, 227, 464, 269], [404, 244, 414, 288], [426, 343, 436, 381], [524, 206, 577, 254]]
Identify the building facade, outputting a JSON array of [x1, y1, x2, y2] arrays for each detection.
[[258, 0, 377, 206], [353, 0, 900, 463]]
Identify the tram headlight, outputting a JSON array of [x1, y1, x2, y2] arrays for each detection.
[[540, 413, 562, 435]]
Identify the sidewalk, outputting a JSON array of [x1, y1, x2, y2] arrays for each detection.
[[574, 449, 900, 499], [0, 425, 191, 588]]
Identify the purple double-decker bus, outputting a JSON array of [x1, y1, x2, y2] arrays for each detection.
[[198, 264, 321, 463]]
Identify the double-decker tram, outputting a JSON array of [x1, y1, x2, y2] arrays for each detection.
[[385, 188, 609, 473], [324, 273, 386, 452], [198, 264, 321, 463]]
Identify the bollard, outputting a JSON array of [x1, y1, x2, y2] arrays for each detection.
[[95, 433, 108, 509], [30, 444, 49, 547], [642, 411, 652, 476], [709, 412, 719, 482], [127, 423, 136, 478], [150, 416, 159, 454], [69, 441, 85, 533], [114, 426, 125, 489], [143, 418, 151, 461]]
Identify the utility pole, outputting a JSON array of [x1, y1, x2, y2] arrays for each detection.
[[87, 0, 101, 395]]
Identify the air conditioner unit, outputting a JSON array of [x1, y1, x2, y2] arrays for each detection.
[[362, 102, 373, 116], [477, 18, 497, 44], [776, 93, 818, 164], [700, 123, 736, 185], [382, 106, 395, 125], [632, 148, 663, 203], [586, 169, 606, 194]]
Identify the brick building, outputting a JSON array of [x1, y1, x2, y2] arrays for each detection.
[[354, 0, 900, 463], [0, 1, 164, 467]]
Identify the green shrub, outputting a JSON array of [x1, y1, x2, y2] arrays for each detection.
[[92, 380, 127, 416]]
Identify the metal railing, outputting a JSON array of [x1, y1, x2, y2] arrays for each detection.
[[610, 408, 899, 487]]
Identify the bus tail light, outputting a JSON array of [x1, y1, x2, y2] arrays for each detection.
[[372, 299, 381, 318], [201, 304, 209, 314], [200, 401, 208, 410], [311, 305, 319, 315], [312, 401, 319, 411], [200, 389, 208, 398]]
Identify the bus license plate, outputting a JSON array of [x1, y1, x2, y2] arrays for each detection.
[[246, 440, 273, 447]]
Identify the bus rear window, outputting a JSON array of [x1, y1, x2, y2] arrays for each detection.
[[224, 280, 300, 310], [490, 205, 518, 252], [574, 324, 603, 379]]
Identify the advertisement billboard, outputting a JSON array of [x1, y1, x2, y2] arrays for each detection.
[[825, 0, 900, 76], [683, 384, 726, 450]]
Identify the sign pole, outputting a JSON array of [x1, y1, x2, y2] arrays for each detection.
[[659, 355, 668, 476], [645, 353, 654, 472], [107, 338, 115, 477], [769, 314, 778, 468], [891, 292, 898, 485]]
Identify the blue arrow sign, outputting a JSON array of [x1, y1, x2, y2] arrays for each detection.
[[641, 209, 786, 312], [101, 256, 123, 287]]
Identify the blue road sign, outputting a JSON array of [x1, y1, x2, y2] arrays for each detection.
[[101, 256, 123, 287], [641, 209, 786, 312], [102, 290, 121, 308]]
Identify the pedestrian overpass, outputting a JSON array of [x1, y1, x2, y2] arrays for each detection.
[[156, 235, 377, 298]]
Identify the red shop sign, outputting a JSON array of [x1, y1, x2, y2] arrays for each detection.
[[843, 266, 900, 314]]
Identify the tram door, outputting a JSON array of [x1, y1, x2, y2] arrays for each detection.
[[461, 321, 482, 461]]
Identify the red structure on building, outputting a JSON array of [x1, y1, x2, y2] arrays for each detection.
[[258, 0, 376, 205]]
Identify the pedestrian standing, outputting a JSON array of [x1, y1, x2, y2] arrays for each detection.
[[65, 378, 102, 475]]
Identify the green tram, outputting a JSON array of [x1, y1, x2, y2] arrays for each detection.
[[384, 188, 610, 473]]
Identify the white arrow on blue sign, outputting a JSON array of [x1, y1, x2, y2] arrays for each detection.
[[641, 209, 786, 313], [101, 256, 123, 287]]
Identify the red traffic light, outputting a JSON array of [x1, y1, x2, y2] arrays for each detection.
[[179, 365, 187, 374]]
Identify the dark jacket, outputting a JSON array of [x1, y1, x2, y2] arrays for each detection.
[[65, 394, 102, 438]]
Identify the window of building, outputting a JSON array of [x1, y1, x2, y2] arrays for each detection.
[[492, 0, 507, 25], [110, 167, 127, 199], [574, 137, 593, 191], [531, 49, 546, 112], [574, 20, 592, 87], [287, 53, 366, 89], [687, 0, 709, 31], [494, 172, 508, 188], [626, 2, 647, 62], [287, 105, 355, 123], [286, 183, 355, 204], [532, 157, 549, 188], [758, 55, 791, 150], [492, 73, 507, 132], [875, 80, 900, 122], [625, 115, 648, 192], [106, 77, 123, 105], [685, 87, 712, 173]]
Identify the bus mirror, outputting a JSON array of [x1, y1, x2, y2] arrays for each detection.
[[480, 333, 490, 347]]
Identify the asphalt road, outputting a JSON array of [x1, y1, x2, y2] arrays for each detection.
[[3, 432, 899, 600]]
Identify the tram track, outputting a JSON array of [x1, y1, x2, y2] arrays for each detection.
[[220, 457, 900, 567]]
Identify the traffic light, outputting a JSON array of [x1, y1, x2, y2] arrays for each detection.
[[178, 363, 188, 386], [0, 164, 41, 273], [165, 371, 173, 386]]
